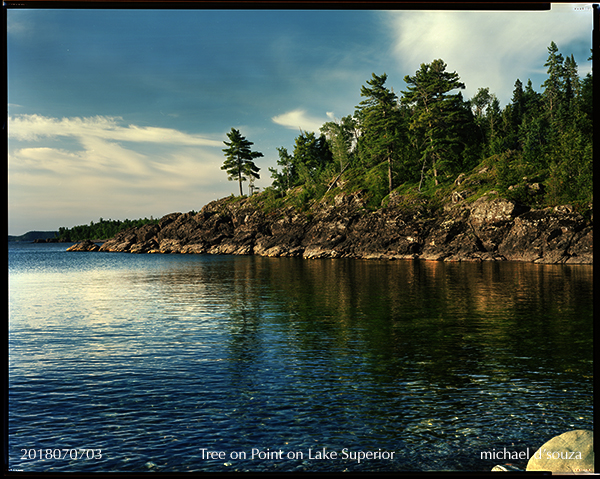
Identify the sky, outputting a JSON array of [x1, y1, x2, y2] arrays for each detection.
[[7, 4, 594, 236]]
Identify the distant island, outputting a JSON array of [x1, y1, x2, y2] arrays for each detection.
[[8, 231, 59, 242], [9, 217, 160, 243]]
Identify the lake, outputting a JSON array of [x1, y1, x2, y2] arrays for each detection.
[[8, 242, 593, 472]]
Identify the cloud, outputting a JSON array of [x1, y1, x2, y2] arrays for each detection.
[[271, 109, 331, 133], [8, 113, 228, 187], [385, 4, 593, 105], [9, 114, 224, 146], [10, 140, 223, 192], [8, 114, 229, 233]]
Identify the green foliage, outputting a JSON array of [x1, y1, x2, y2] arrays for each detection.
[[269, 131, 333, 194], [491, 151, 539, 204], [69, 41, 594, 246], [246, 186, 285, 214], [355, 73, 404, 194], [292, 131, 333, 184], [320, 114, 358, 174], [401, 59, 473, 190], [544, 125, 593, 206], [542, 41, 565, 119], [292, 186, 315, 212], [362, 162, 391, 209], [269, 147, 295, 192], [222, 128, 263, 196], [260, 41, 592, 215]]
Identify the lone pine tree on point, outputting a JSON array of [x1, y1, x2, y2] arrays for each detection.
[[221, 128, 263, 196]]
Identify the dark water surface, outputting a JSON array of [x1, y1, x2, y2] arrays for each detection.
[[8, 242, 593, 472]]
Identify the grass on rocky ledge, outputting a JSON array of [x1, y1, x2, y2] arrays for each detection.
[[217, 153, 592, 224]]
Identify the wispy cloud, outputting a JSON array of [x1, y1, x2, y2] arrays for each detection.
[[384, 4, 593, 105], [9, 114, 223, 146], [271, 109, 332, 133], [8, 113, 227, 188]]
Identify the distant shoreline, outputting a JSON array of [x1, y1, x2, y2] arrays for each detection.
[[8, 231, 59, 242], [8, 231, 107, 243]]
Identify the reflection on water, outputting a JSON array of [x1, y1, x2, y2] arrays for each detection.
[[8, 244, 593, 472]]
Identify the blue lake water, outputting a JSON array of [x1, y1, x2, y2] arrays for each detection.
[[8, 242, 593, 472]]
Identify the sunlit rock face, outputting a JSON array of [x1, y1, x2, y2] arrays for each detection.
[[71, 193, 593, 264], [66, 240, 100, 252]]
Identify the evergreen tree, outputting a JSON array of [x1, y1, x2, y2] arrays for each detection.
[[541, 45, 593, 206], [401, 59, 468, 190], [261, 41, 591, 211], [269, 132, 333, 192], [511, 79, 525, 123], [222, 128, 263, 196], [577, 50, 593, 133], [355, 73, 402, 194], [320, 115, 357, 174], [523, 79, 542, 114], [577, 71, 593, 136], [514, 79, 543, 152], [291, 130, 333, 183], [563, 54, 580, 101], [542, 41, 565, 120], [470, 87, 504, 156], [503, 79, 524, 150], [269, 147, 295, 192]]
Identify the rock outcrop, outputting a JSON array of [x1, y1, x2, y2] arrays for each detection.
[[66, 240, 100, 252], [70, 192, 592, 264]]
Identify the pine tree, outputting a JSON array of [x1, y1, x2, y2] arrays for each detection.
[[320, 115, 357, 174], [355, 73, 402, 194], [470, 87, 504, 156], [221, 128, 263, 196], [401, 59, 467, 190], [542, 41, 565, 120], [292, 131, 332, 178], [269, 147, 295, 192]]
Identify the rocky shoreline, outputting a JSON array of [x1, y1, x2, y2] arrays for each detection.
[[67, 190, 593, 264]]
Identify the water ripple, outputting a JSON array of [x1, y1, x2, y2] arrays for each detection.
[[8, 245, 593, 472]]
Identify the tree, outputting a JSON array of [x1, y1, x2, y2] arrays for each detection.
[[262, 43, 593, 211], [541, 41, 565, 120], [470, 87, 503, 156], [471, 87, 492, 120], [221, 128, 263, 196], [401, 59, 467, 190], [320, 114, 357, 174], [577, 70, 593, 136], [269, 146, 295, 193], [291, 130, 333, 184], [577, 50, 593, 133], [355, 73, 402, 194], [563, 54, 580, 101]]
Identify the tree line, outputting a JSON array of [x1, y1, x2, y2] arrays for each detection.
[[57, 217, 159, 242], [225, 41, 592, 211]]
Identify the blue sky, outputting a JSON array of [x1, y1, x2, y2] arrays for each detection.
[[7, 5, 594, 235]]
